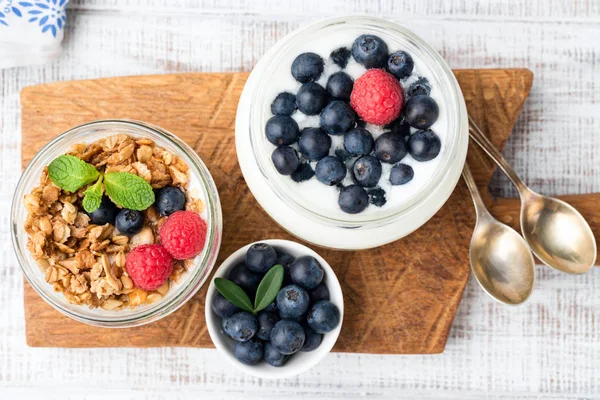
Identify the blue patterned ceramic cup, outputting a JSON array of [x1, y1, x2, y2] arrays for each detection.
[[0, 0, 69, 68]]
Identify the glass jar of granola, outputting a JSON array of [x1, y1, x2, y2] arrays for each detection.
[[12, 120, 222, 327]]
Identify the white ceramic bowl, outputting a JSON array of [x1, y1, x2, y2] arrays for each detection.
[[205, 239, 344, 379]]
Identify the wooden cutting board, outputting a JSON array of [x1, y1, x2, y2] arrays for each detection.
[[20, 69, 598, 354]]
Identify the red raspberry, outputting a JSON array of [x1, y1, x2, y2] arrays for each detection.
[[125, 244, 173, 291], [159, 210, 207, 260], [350, 69, 404, 125]]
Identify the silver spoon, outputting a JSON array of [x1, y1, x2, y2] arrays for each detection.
[[463, 163, 535, 305], [469, 116, 597, 274]]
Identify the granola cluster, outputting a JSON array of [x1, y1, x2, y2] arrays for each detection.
[[24, 134, 204, 310]]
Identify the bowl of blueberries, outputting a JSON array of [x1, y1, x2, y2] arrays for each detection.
[[205, 240, 343, 379]]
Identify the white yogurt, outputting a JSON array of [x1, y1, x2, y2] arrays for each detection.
[[185, 179, 209, 222], [263, 28, 448, 220]]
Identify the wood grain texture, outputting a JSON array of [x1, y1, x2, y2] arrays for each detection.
[[21, 69, 533, 354]]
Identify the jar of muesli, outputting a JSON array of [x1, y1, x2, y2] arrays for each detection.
[[11, 120, 222, 328]]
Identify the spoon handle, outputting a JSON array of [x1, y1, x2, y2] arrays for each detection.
[[462, 163, 492, 220], [468, 116, 529, 194]]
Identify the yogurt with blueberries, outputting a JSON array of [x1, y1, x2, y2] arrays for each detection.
[[264, 31, 445, 217]]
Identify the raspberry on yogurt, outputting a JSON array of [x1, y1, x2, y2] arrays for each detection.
[[350, 69, 404, 125]]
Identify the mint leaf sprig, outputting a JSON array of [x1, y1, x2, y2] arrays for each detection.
[[214, 264, 284, 314], [48, 154, 155, 213], [104, 172, 155, 211], [49, 155, 99, 192], [82, 175, 104, 213]]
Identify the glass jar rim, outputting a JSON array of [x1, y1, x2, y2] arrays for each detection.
[[11, 119, 223, 327], [247, 16, 468, 229]]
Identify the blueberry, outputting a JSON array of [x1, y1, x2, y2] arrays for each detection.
[[271, 146, 300, 175], [290, 256, 324, 289], [352, 34, 388, 69], [320, 100, 356, 135], [407, 77, 431, 97], [276, 250, 295, 285], [298, 128, 331, 161], [211, 292, 239, 318], [228, 263, 262, 294], [263, 301, 278, 313], [344, 127, 374, 155], [330, 47, 351, 68], [326, 72, 354, 101], [263, 342, 289, 367], [307, 300, 341, 334], [334, 147, 353, 162], [296, 82, 328, 115], [403, 95, 439, 129], [374, 132, 408, 164], [222, 311, 258, 342], [279, 310, 305, 322], [308, 282, 330, 304], [385, 118, 412, 140], [276, 284, 310, 319], [256, 311, 280, 341], [367, 187, 387, 207], [246, 242, 277, 274], [234, 338, 263, 365], [291, 52, 324, 83], [291, 163, 315, 183], [270, 320, 306, 355], [271, 92, 297, 115], [115, 209, 144, 236], [315, 156, 346, 186], [390, 163, 414, 185], [155, 186, 186, 217], [408, 130, 442, 161], [88, 195, 119, 225], [352, 155, 382, 188], [276, 251, 295, 269], [338, 184, 369, 214], [301, 325, 323, 352], [265, 115, 299, 146], [387, 51, 414, 79]]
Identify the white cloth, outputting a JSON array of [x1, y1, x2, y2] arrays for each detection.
[[0, 0, 68, 69]]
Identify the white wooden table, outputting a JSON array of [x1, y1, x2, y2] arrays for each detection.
[[1, 1, 599, 398]]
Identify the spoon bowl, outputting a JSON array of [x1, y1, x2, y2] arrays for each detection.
[[470, 215, 535, 305], [521, 191, 597, 274]]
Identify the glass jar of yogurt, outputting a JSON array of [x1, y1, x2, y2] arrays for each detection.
[[236, 16, 468, 250]]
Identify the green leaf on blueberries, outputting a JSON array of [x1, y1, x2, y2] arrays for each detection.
[[104, 172, 155, 211], [82, 175, 104, 213], [253, 264, 284, 313], [48, 155, 100, 192], [214, 278, 254, 313]]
